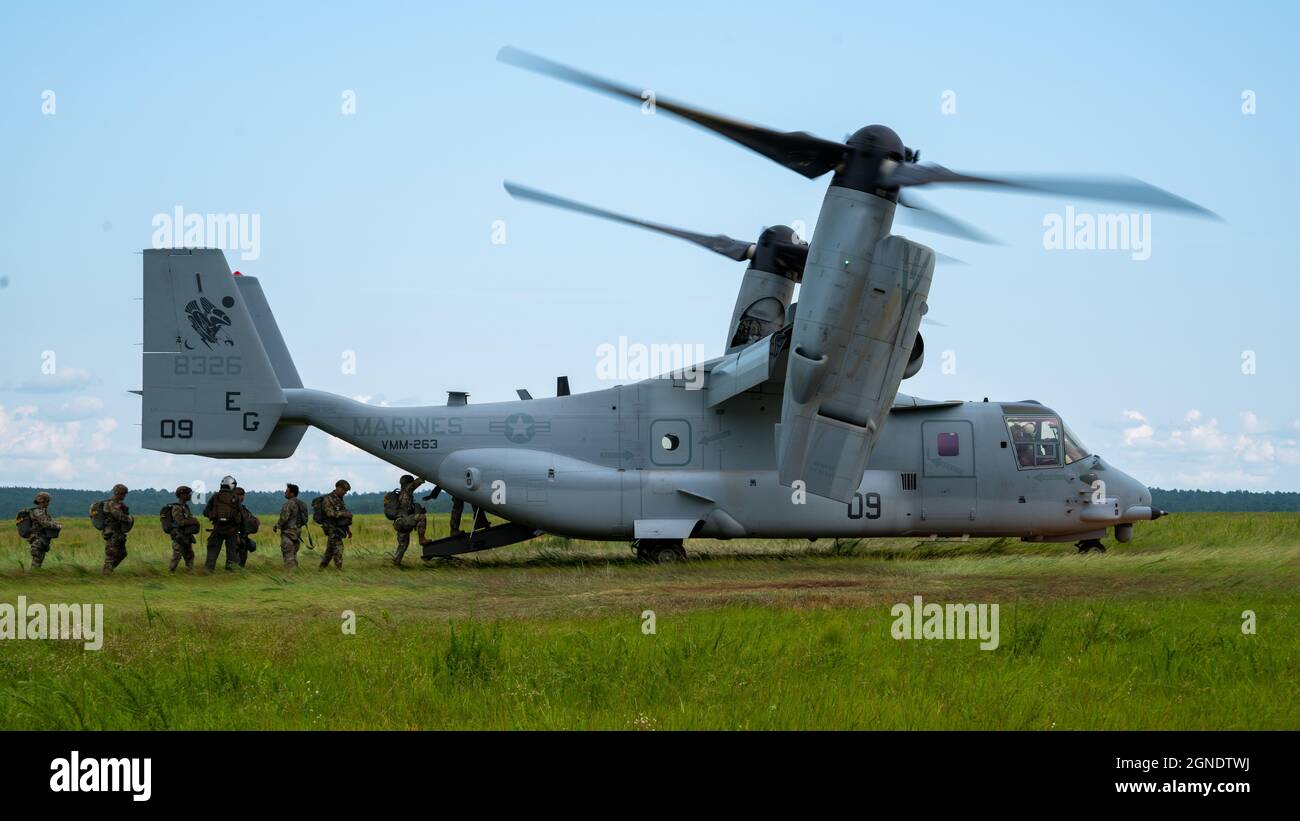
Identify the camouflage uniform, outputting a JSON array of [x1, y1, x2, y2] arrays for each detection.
[[101, 493, 133, 574], [167, 499, 199, 571], [392, 476, 429, 566], [320, 491, 352, 569], [234, 500, 259, 567], [204, 488, 243, 571], [449, 496, 489, 536], [26, 498, 60, 569], [276, 498, 307, 569]]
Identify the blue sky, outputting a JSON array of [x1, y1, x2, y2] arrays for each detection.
[[1, 0, 1297, 492]]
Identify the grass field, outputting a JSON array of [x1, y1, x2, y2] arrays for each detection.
[[1, 512, 1296, 730]]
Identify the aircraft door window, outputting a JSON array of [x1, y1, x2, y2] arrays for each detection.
[[936, 431, 959, 457], [921, 421, 974, 477], [1005, 416, 1065, 469]]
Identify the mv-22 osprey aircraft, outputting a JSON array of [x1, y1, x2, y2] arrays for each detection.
[[139, 48, 1215, 562]]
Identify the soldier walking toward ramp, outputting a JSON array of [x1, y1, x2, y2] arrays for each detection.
[[20, 491, 62, 569], [319, 479, 353, 570], [203, 475, 243, 571], [233, 487, 260, 567], [95, 484, 134, 574], [273, 483, 308, 569], [164, 486, 200, 571], [388, 474, 433, 567]]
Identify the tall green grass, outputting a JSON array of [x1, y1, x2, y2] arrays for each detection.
[[0, 513, 1295, 729]]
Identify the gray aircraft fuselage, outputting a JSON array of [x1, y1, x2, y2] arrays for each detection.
[[279, 373, 1155, 545]]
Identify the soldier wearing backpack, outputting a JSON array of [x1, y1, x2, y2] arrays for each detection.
[[18, 491, 62, 569], [162, 485, 200, 571], [96, 484, 133, 574], [387, 474, 433, 567], [319, 479, 353, 570], [203, 475, 243, 571], [273, 483, 309, 569], [233, 487, 260, 567]]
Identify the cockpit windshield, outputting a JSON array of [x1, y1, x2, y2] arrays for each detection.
[[1005, 415, 1091, 468], [1061, 421, 1090, 464]]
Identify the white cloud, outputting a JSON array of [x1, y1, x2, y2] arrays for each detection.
[[45, 455, 76, 481], [1240, 410, 1264, 434], [43, 395, 105, 421], [1115, 408, 1295, 487], [0, 404, 126, 486], [91, 418, 118, 451], [1123, 423, 1154, 445], [0, 405, 82, 456], [1122, 409, 1147, 422], [4, 367, 97, 394], [1185, 417, 1230, 452], [1233, 434, 1275, 463]]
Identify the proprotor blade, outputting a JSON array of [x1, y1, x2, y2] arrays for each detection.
[[886, 164, 1219, 218], [504, 181, 755, 261], [897, 190, 1000, 245], [497, 47, 846, 179]]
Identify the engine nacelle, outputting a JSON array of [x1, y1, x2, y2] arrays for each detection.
[[774, 194, 935, 504], [725, 226, 802, 352]]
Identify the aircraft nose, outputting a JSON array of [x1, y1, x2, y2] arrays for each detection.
[[1121, 478, 1166, 521]]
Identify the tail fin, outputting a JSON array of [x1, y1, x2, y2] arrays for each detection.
[[141, 248, 305, 458]]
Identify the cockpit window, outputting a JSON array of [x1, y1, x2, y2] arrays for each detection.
[[1061, 422, 1090, 465], [1005, 415, 1078, 469]]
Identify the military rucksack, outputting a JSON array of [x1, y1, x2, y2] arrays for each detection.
[[207, 490, 239, 524], [89, 500, 108, 531], [240, 508, 261, 535], [310, 496, 326, 525], [15, 510, 34, 539], [159, 505, 175, 534], [294, 499, 309, 528], [383, 489, 402, 520]]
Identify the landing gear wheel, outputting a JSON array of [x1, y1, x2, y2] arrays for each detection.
[[635, 539, 687, 564], [1076, 539, 1106, 553]]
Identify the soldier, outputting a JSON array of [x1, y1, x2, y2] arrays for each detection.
[[320, 479, 353, 570], [390, 474, 433, 567], [203, 475, 243, 571], [449, 495, 489, 537], [100, 484, 133, 574], [233, 487, 260, 567], [25, 491, 62, 569], [273, 483, 308, 569], [165, 486, 200, 571], [422, 485, 489, 538]]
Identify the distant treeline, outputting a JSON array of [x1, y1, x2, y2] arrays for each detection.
[[1, 486, 455, 518], [4, 485, 1299, 517], [1149, 488, 1300, 513]]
